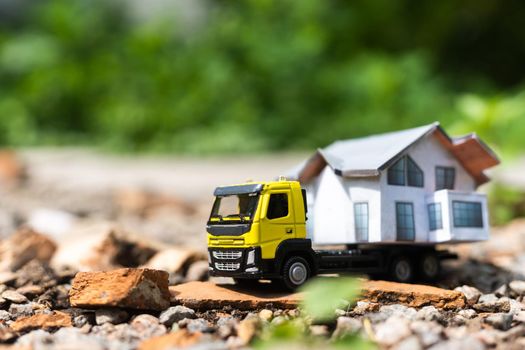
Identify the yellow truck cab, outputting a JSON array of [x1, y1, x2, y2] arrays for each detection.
[[207, 178, 316, 290], [207, 178, 456, 290]]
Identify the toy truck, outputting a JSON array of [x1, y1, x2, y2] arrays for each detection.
[[207, 123, 499, 290]]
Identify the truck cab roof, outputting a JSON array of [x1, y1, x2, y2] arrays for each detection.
[[213, 180, 300, 196]]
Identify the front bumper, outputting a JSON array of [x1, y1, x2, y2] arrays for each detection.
[[208, 246, 268, 278]]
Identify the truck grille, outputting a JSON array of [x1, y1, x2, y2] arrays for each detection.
[[213, 251, 242, 260], [215, 262, 240, 271]]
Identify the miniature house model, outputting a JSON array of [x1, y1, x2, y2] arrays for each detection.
[[291, 122, 499, 245]]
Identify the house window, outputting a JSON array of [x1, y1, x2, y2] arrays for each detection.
[[387, 156, 423, 188], [453, 201, 483, 228], [436, 166, 455, 190], [407, 157, 424, 187], [396, 202, 415, 241], [267, 193, 289, 219], [427, 203, 443, 231], [387, 157, 406, 185], [354, 203, 369, 241]]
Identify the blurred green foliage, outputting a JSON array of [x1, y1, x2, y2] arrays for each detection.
[[300, 277, 361, 322], [0, 0, 524, 154], [255, 277, 376, 350]]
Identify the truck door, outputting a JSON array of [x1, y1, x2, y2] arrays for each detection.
[[259, 190, 296, 253]]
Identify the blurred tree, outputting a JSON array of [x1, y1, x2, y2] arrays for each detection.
[[0, 0, 523, 154]]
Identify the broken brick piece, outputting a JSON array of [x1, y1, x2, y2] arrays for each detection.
[[362, 280, 466, 310], [0, 227, 57, 271], [11, 311, 72, 333], [69, 268, 170, 311], [138, 329, 202, 350]]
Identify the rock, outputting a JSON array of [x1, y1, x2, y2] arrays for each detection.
[[332, 317, 362, 338], [416, 306, 443, 322], [95, 309, 129, 325], [11, 311, 72, 333], [373, 316, 412, 346], [509, 280, 525, 296], [52, 224, 160, 272], [0, 310, 10, 321], [258, 309, 273, 322], [362, 280, 465, 310], [0, 327, 17, 342], [0, 272, 16, 285], [373, 304, 417, 322], [410, 321, 443, 347], [130, 314, 167, 338], [69, 268, 171, 311], [17, 327, 109, 350], [515, 311, 525, 323], [159, 306, 196, 326], [427, 337, 485, 350], [181, 318, 212, 334], [392, 336, 422, 350], [170, 282, 300, 310], [185, 261, 209, 282], [493, 284, 508, 297], [73, 314, 93, 328], [2, 290, 28, 304], [454, 285, 482, 305], [236, 317, 261, 345], [458, 309, 477, 319], [484, 313, 513, 331], [216, 316, 237, 338], [16, 285, 45, 297], [9, 303, 37, 318], [137, 329, 202, 350], [0, 227, 57, 271], [144, 248, 206, 276], [473, 294, 511, 313], [14, 260, 57, 289]]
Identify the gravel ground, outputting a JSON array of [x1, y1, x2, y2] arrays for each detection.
[[0, 149, 524, 349]]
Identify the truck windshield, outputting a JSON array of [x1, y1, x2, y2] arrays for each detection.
[[209, 193, 259, 223]]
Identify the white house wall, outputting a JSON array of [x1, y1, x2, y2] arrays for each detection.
[[311, 167, 353, 244], [345, 178, 382, 242], [379, 134, 479, 243]]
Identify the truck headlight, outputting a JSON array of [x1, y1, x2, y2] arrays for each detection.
[[247, 249, 255, 265]]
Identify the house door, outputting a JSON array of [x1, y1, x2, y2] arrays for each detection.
[[396, 202, 415, 241]]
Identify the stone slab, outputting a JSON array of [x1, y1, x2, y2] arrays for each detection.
[[170, 280, 466, 311]]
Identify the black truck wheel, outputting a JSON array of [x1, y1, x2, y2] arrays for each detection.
[[419, 253, 441, 280], [281, 256, 310, 291], [390, 256, 414, 283]]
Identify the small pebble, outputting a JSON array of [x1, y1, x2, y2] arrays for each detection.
[[258, 309, 272, 322], [2, 290, 28, 304], [159, 306, 196, 326]]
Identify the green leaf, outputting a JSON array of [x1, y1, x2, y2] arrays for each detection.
[[300, 277, 362, 322]]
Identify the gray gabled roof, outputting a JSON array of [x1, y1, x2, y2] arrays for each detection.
[[291, 121, 499, 185], [320, 122, 439, 177]]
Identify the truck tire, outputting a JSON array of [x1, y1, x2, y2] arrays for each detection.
[[419, 253, 441, 281], [281, 256, 310, 291], [390, 256, 414, 283]]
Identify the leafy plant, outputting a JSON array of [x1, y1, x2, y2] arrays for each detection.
[[300, 277, 362, 322], [254, 277, 376, 349]]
